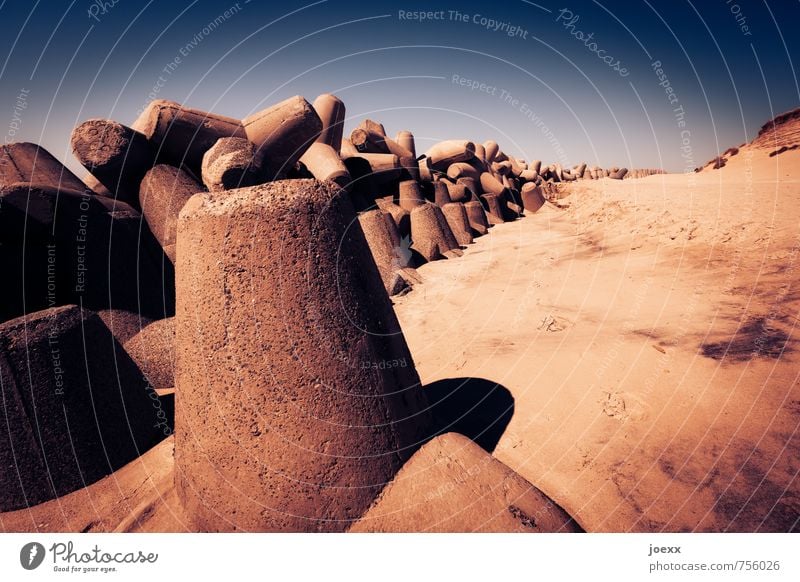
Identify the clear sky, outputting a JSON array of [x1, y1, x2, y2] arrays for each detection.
[[1, 0, 798, 174]]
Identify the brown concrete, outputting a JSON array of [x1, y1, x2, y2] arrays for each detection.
[[446, 161, 481, 181], [299, 142, 351, 190], [375, 199, 411, 240], [432, 180, 452, 207], [243, 96, 323, 179], [139, 164, 204, 264], [349, 433, 583, 532], [137, 100, 245, 174], [611, 167, 628, 179], [358, 209, 410, 296], [397, 179, 425, 211], [97, 309, 154, 344], [480, 193, 505, 225], [82, 172, 111, 196], [442, 202, 473, 246], [457, 176, 481, 199], [312, 93, 346, 152], [480, 171, 505, 196], [425, 140, 476, 170], [521, 182, 546, 213], [395, 130, 416, 158], [1, 142, 87, 192], [201, 137, 261, 192], [409, 203, 460, 262], [124, 317, 175, 390], [0, 183, 172, 322], [174, 179, 431, 532], [464, 200, 490, 236], [342, 152, 402, 185], [70, 119, 155, 206], [483, 140, 499, 163], [444, 180, 470, 203], [0, 305, 169, 511]]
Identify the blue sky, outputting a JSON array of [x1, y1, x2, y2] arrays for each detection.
[[1, 0, 798, 173]]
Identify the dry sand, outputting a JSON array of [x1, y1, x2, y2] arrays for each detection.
[[394, 144, 800, 532]]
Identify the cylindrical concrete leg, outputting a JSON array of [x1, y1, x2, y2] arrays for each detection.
[[464, 200, 490, 236], [312, 93, 346, 152], [398, 179, 425, 211], [138, 100, 245, 175], [444, 180, 470, 203], [375, 200, 411, 240], [410, 203, 459, 262], [483, 140, 499, 163], [175, 179, 430, 531], [480, 171, 505, 196], [432, 181, 452, 207], [358, 209, 410, 296], [521, 182, 546, 213], [480, 193, 505, 225], [242, 95, 323, 179], [299, 142, 351, 191], [1, 142, 87, 192], [201, 137, 261, 192], [395, 131, 416, 158], [424, 140, 476, 170], [442, 202, 473, 246], [139, 164, 204, 264], [71, 119, 155, 207]]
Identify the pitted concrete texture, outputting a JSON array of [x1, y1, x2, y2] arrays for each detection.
[[521, 183, 546, 213], [174, 179, 431, 531], [442, 202, 473, 246], [71, 119, 155, 206], [397, 179, 425, 211], [124, 317, 175, 390], [375, 199, 411, 240], [464, 200, 490, 236], [299, 142, 351, 190], [242, 96, 322, 179], [0, 305, 168, 511], [1, 142, 87, 192], [432, 181, 452, 207], [358, 209, 410, 296], [139, 164, 204, 264], [410, 203, 460, 263], [201, 137, 261, 192], [349, 433, 583, 532], [138, 100, 245, 175], [312, 94, 346, 152]]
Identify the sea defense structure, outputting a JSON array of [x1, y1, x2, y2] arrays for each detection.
[[409, 203, 462, 262], [521, 183, 546, 213], [299, 142, 351, 190], [136, 99, 246, 175], [174, 179, 431, 531], [464, 200, 490, 236], [201, 137, 262, 192], [0, 182, 172, 322], [312, 93, 346, 152], [242, 95, 323, 179], [0, 305, 168, 511], [71, 119, 155, 206], [358, 209, 414, 296], [124, 317, 175, 390], [1, 142, 87, 192], [442, 202, 473, 246], [349, 433, 583, 532], [139, 164, 205, 264]]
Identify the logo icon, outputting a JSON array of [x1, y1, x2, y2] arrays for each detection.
[[20, 542, 45, 570]]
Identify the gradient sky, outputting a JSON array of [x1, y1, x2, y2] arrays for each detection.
[[1, 0, 798, 174]]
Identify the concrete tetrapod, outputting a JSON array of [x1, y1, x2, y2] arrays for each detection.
[[409, 203, 462, 262], [124, 317, 175, 390], [312, 93, 346, 152], [242, 96, 323, 179], [1, 142, 87, 192], [358, 209, 411, 296], [174, 179, 431, 532], [521, 182, 546, 213], [349, 433, 583, 533], [201, 137, 262, 192], [464, 200, 490, 236], [139, 164, 205, 264], [0, 305, 169, 511], [441, 202, 473, 246], [71, 119, 155, 206]]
